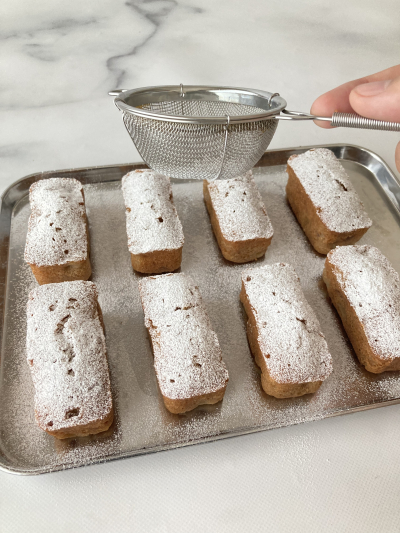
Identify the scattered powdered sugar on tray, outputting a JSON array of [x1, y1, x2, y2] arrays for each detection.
[[207, 170, 274, 241], [121, 169, 184, 255], [139, 273, 229, 400], [27, 281, 112, 433], [328, 245, 400, 361], [1, 160, 400, 474], [242, 263, 333, 384], [288, 148, 372, 233], [24, 178, 88, 267]]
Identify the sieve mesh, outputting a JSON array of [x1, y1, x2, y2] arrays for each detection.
[[139, 100, 269, 117], [122, 99, 278, 180]]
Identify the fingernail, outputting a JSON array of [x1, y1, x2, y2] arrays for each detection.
[[354, 79, 391, 97]]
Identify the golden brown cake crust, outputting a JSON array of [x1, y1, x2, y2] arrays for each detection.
[[161, 388, 227, 414], [122, 169, 184, 274], [286, 149, 372, 255], [29, 259, 92, 286], [130, 247, 182, 275], [240, 263, 332, 398], [27, 281, 113, 439], [203, 172, 273, 263], [25, 178, 91, 285], [139, 273, 229, 414], [323, 245, 400, 373]]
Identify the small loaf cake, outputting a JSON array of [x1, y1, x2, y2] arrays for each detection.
[[240, 263, 333, 398], [139, 273, 229, 414], [26, 281, 113, 439], [121, 169, 184, 274], [203, 171, 274, 262], [286, 148, 372, 254], [24, 178, 91, 285], [323, 245, 400, 373]]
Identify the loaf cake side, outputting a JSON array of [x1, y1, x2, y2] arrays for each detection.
[[240, 263, 333, 398], [139, 273, 229, 414], [286, 148, 372, 254], [24, 177, 91, 284], [121, 169, 184, 274], [203, 171, 274, 263], [323, 245, 400, 373], [26, 280, 113, 438]]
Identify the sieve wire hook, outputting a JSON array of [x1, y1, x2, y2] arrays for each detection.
[[213, 115, 231, 181], [108, 89, 128, 96], [180, 83, 185, 115]]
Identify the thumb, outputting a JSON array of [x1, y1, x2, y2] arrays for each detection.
[[349, 76, 400, 122]]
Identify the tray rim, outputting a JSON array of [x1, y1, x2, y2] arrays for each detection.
[[1, 143, 400, 476]]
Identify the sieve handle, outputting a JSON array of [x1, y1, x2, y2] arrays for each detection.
[[278, 109, 400, 132]]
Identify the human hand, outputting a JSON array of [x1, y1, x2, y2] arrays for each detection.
[[311, 65, 400, 172]]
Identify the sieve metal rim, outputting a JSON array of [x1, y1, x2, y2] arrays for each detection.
[[113, 85, 288, 125]]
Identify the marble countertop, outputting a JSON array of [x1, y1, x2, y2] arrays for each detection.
[[1, 1, 400, 531]]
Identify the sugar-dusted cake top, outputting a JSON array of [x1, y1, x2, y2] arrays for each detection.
[[242, 263, 333, 384], [26, 280, 112, 431], [288, 148, 372, 233], [139, 273, 229, 400], [206, 170, 274, 242], [121, 170, 184, 255], [24, 177, 88, 267], [327, 245, 400, 361]]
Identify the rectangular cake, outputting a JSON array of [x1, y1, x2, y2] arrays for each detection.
[[139, 273, 229, 414], [240, 263, 333, 398], [24, 177, 91, 285], [323, 245, 400, 373], [286, 148, 372, 254], [121, 169, 184, 274], [203, 170, 274, 262], [26, 281, 114, 439]]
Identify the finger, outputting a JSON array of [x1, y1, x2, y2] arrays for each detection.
[[310, 79, 365, 128], [366, 64, 400, 83], [349, 76, 400, 122], [396, 141, 400, 173], [310, 64, 400, 128]]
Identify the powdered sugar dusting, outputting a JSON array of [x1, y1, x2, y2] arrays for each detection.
[[207, 170, 274, 241], [121, 170, 184, 255], [24, 178, 88, 267], [27, 280, 112, 432], [327, 245, 400, 361], [288, 148, 372, 233], [242, 263, 333, 384], [139, 273, 229, 400]]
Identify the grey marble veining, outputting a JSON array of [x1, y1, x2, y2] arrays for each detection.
[[1, 0, 399, 193], [107, 0, 180, 89]]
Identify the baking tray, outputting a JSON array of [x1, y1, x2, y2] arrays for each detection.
[[1, 144, 400, 476]]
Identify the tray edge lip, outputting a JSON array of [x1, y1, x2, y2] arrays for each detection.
[[2, 395, 400, 476], [1, 143, 398, 208]]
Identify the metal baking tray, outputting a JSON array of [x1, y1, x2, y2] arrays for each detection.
[[1, 144, 400, 476]]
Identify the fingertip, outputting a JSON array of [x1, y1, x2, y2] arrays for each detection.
[[311, 82, 359, 129], [311, 119, 333, 130], [310, 93, 331, 116], [395, 141, 400, 173], [310, 95, 335, 129]]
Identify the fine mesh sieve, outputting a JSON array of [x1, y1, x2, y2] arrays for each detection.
[[110, 85, 400, 180]]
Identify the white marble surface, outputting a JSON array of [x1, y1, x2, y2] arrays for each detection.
[[1, 1, 400, 531]]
